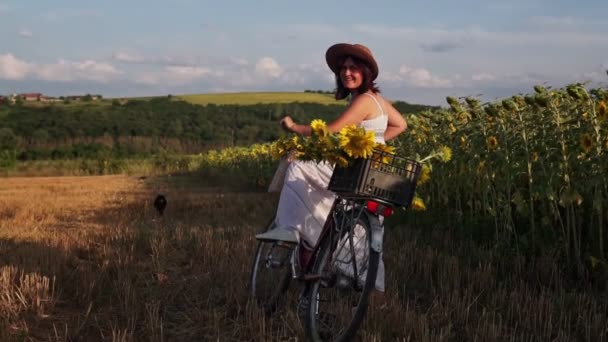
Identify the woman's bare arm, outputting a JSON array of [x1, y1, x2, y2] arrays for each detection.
[[283, 95, 372, 135], [384, 101, 407, 141]]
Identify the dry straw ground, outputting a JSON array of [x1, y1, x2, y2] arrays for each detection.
[[1, 175, 606, 341]]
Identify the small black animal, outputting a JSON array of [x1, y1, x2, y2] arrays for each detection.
[[153, 194, 167, 216]]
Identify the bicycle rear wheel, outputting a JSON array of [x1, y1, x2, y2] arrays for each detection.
[[249, 219, 294, 315], [305, 208, 380, 341]]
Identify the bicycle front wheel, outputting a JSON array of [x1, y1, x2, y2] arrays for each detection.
[[305, 211, 380, 341], [249, 219, 294, 315]]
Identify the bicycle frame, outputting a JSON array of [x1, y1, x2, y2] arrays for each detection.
[[293, 196, 385, 282]]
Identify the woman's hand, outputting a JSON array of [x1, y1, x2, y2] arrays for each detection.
[[280, 116, 295, 132]]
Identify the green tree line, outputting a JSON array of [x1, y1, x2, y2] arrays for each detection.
[[0, 96, 435, 163]]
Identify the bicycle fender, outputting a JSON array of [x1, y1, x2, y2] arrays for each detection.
[[364, 212, 383, 253]]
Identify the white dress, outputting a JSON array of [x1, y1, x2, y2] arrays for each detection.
[[275, 93, 389, 291]]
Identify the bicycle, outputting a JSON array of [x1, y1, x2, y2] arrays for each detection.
[[249, 150, 421, 341]]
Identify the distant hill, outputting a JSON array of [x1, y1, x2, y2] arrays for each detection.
[[176, 92, 347, 106]]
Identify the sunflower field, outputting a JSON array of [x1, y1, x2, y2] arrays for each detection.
[[196, 83, 607, 276], [396, 83, 608, 276]]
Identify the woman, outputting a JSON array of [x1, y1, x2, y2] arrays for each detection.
[[256, 43, 407, 291]]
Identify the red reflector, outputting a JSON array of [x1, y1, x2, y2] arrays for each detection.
[[366, 200, 379, 213], [366, 200, 394, 217]]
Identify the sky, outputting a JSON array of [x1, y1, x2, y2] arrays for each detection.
[[1, 0, 607, 105]]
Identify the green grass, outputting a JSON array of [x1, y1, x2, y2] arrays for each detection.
[[177, 92, 348, 106]]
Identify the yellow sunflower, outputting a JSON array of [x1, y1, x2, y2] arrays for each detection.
[[311, 119, 329, 137], [373, 143, 395, 164], [487, 136, 498, 150], [338, 125, 376, 159], [580, 133, 594, 153], [327, 153, 350, 167], [374, 142, 395, 154], [285, 135, 302, 150], [417, 164, 431, 185], [439, 145, 452, 162], [411, 196, 426, 211], [270, 139, 291, 159]]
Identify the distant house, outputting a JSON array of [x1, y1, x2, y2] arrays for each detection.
[[20, 93, 42, 101], [0, 96, 4, 104], [40, 96, 62, 103]]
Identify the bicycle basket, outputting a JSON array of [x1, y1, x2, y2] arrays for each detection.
[[328, 150, 422, 208]]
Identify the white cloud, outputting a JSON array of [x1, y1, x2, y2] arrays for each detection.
[[36, 59, 122, 82], [19, 29, 33, 38], [255, 57, 283, 79], [0, 54, 122, 82], [383, 65, 453, 88], [0, 54, 31, 80], [129, 54, 327, 90]]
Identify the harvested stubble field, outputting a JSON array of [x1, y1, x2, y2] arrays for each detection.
[[0, 175, 606, 341]]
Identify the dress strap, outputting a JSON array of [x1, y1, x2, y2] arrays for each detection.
[[362, 93, 385, 115]]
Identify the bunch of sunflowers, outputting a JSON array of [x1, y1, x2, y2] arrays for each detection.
[[269, 119, 393, 167]]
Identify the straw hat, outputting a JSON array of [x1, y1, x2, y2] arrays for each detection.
[[325, 43, 379, 80]]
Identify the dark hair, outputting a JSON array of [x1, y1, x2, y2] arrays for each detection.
[[334, 55, 380, 100]]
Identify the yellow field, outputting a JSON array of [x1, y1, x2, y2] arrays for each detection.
[[1, 175, 606, 341], [177, 92, 348, 106]]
